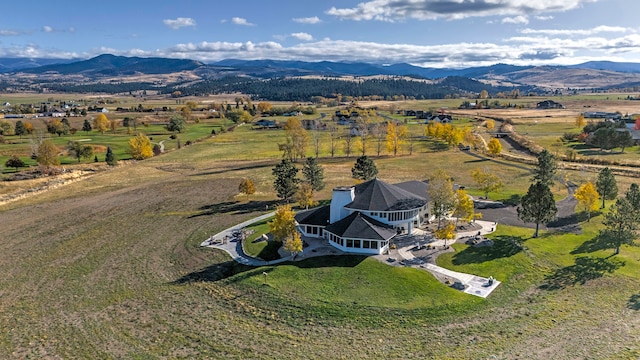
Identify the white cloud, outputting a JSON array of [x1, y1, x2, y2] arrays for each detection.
[[0, 30, 21, 36], [43, 26, 53, 33], [502, 16, 529, 25], [291, 32, 313, 41], [231, 17, 255, 26], [163, 17, 196, 30], [535, 15, 554, 21], [521, 25, 633, 36], [327, 0, 598, 21], [292, 16, 321, 24]]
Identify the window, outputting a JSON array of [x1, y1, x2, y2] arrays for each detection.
[[363, 240, 370, 249], [346, 239, 353, 248], [354, 240, 361, 248]]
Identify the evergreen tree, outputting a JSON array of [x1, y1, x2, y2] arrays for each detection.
[[517, 182, 557, 237], [272, 159, 299, 202], [532, 150, 557, 187], [82, 119, 92, 133], [625, 183, 640, 211], [351, 155, 378, 181], [601, 197, 639, 254], [302, 157, 325, 191], [596, 167, 618, 209], [14, 120, 26, 138], [105, 146, 117, 166]]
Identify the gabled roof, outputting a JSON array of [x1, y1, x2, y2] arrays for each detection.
[[347, 178, 427, 211], [295, 205, 330, 226], [324, 212, 397, 241]]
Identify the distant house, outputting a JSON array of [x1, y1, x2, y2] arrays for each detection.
[[295, 178, 430, 255], [100, 108, 109, 113], [253, 119, 277, 129], [426, 114, 452, 123], [2, 102, 10, 107], [47, 108, 65, 117], [584, 111, 621, 120], [536, 100, 564, 109]]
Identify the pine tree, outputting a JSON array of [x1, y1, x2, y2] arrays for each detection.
[[302, 157, 325, 191], [532, 150, 557, 187], [82, 119, 92, 133], [351, 155, 378, 181], [105, 146, 117, 166], [272, 159, 299, 202], [517, 182, 557, 237], [601, 197, 639, 254], [596, 167, 618, 208]]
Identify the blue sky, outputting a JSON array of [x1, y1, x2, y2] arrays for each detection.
[[1, 0, 639, 68]]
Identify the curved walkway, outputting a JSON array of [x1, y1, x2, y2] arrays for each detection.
[[200, 211, 290, 266], [392, 220, 501, 298], [201, 214, 501, 297]]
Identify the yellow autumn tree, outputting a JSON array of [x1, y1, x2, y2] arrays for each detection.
[[269, 204, 297, 242], [485, 119, 495, 130], [128, 133, 153, 160], [386, 122, 407, 156], [284, 118, 308, 161], [575, 113, 586, 128], [574, 181, 599, 222], [434, 221, 456, 247], [295, 183, 317, 209], [487, 138, 502, 156], [238, 178, 256, 200], [453, 188, 475, 225], [471, 168, 503, 199], [283, 231, 303, 258], [36, 139, 60, 166], [93, 113, 109, 134]]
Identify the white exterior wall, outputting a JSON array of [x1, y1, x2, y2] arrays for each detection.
[[330, 187, 355, 223]]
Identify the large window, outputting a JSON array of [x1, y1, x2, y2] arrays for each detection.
[[346, 239, 353, 248], [354, 240, 361, 248]]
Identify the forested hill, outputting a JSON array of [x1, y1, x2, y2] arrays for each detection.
[[166, 76, 535, 101], [23, 54, 203, 75]]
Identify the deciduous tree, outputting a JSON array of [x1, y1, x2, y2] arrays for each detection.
[[575, 114, 586, 128], [93, 114, 109, 135], [36, 139, 60, 166], [517, 182, 557, 237], [295, 183, 317, 209], [238, 178, 256, 200], [487, 138, 502, 156], [434, 221, 456, 247], [67, 141, 94, 163], [351, 155, 378, 181], [269, 204, 297, 242], [453, 188, 475, 225], [596, 167, 617, 208], [485, 119, 495, 130], [128, 133, 153, 160], [167, 116, 186, 133], [470, 168, 503, 199], [386, 122, 407, 156], [284, 118, 308, 161], [574, 181, 599, 221], [283, 231, 303, 258], [272, 159, 299, 202], [428, 169, 455, 229], [5, 155, 25, 171]]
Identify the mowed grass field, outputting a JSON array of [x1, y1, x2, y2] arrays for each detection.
[[1, 95, 640, 358]]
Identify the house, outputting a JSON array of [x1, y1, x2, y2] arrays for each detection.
[[295, 178, 430, 255], [254, 119, 277, 129], [47, 108, 65, 117], [426, 114, 452, 123], [536, 100, 564, 109]]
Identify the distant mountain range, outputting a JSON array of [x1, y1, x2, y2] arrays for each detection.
[[2, 54, 640, 90]]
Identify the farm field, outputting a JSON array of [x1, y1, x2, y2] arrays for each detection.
[[1, 94, 640, 358]]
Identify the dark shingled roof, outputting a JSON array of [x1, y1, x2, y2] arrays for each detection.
[[394, 180, 429, 199], [347, 178, 427, 211], [324, 212, 397, 241], [295, 205, 330, 226]]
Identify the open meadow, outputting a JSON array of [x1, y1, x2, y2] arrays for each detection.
[[1, 94, 640, 358]]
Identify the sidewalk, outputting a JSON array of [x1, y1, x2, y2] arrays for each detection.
[[393, 219, 501, 298], [200, 211, 291, 266]]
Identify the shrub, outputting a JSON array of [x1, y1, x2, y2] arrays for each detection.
[[562, 132, 580, 141]]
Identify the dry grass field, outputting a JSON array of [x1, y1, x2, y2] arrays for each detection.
[[1, 95, 640, 358]]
